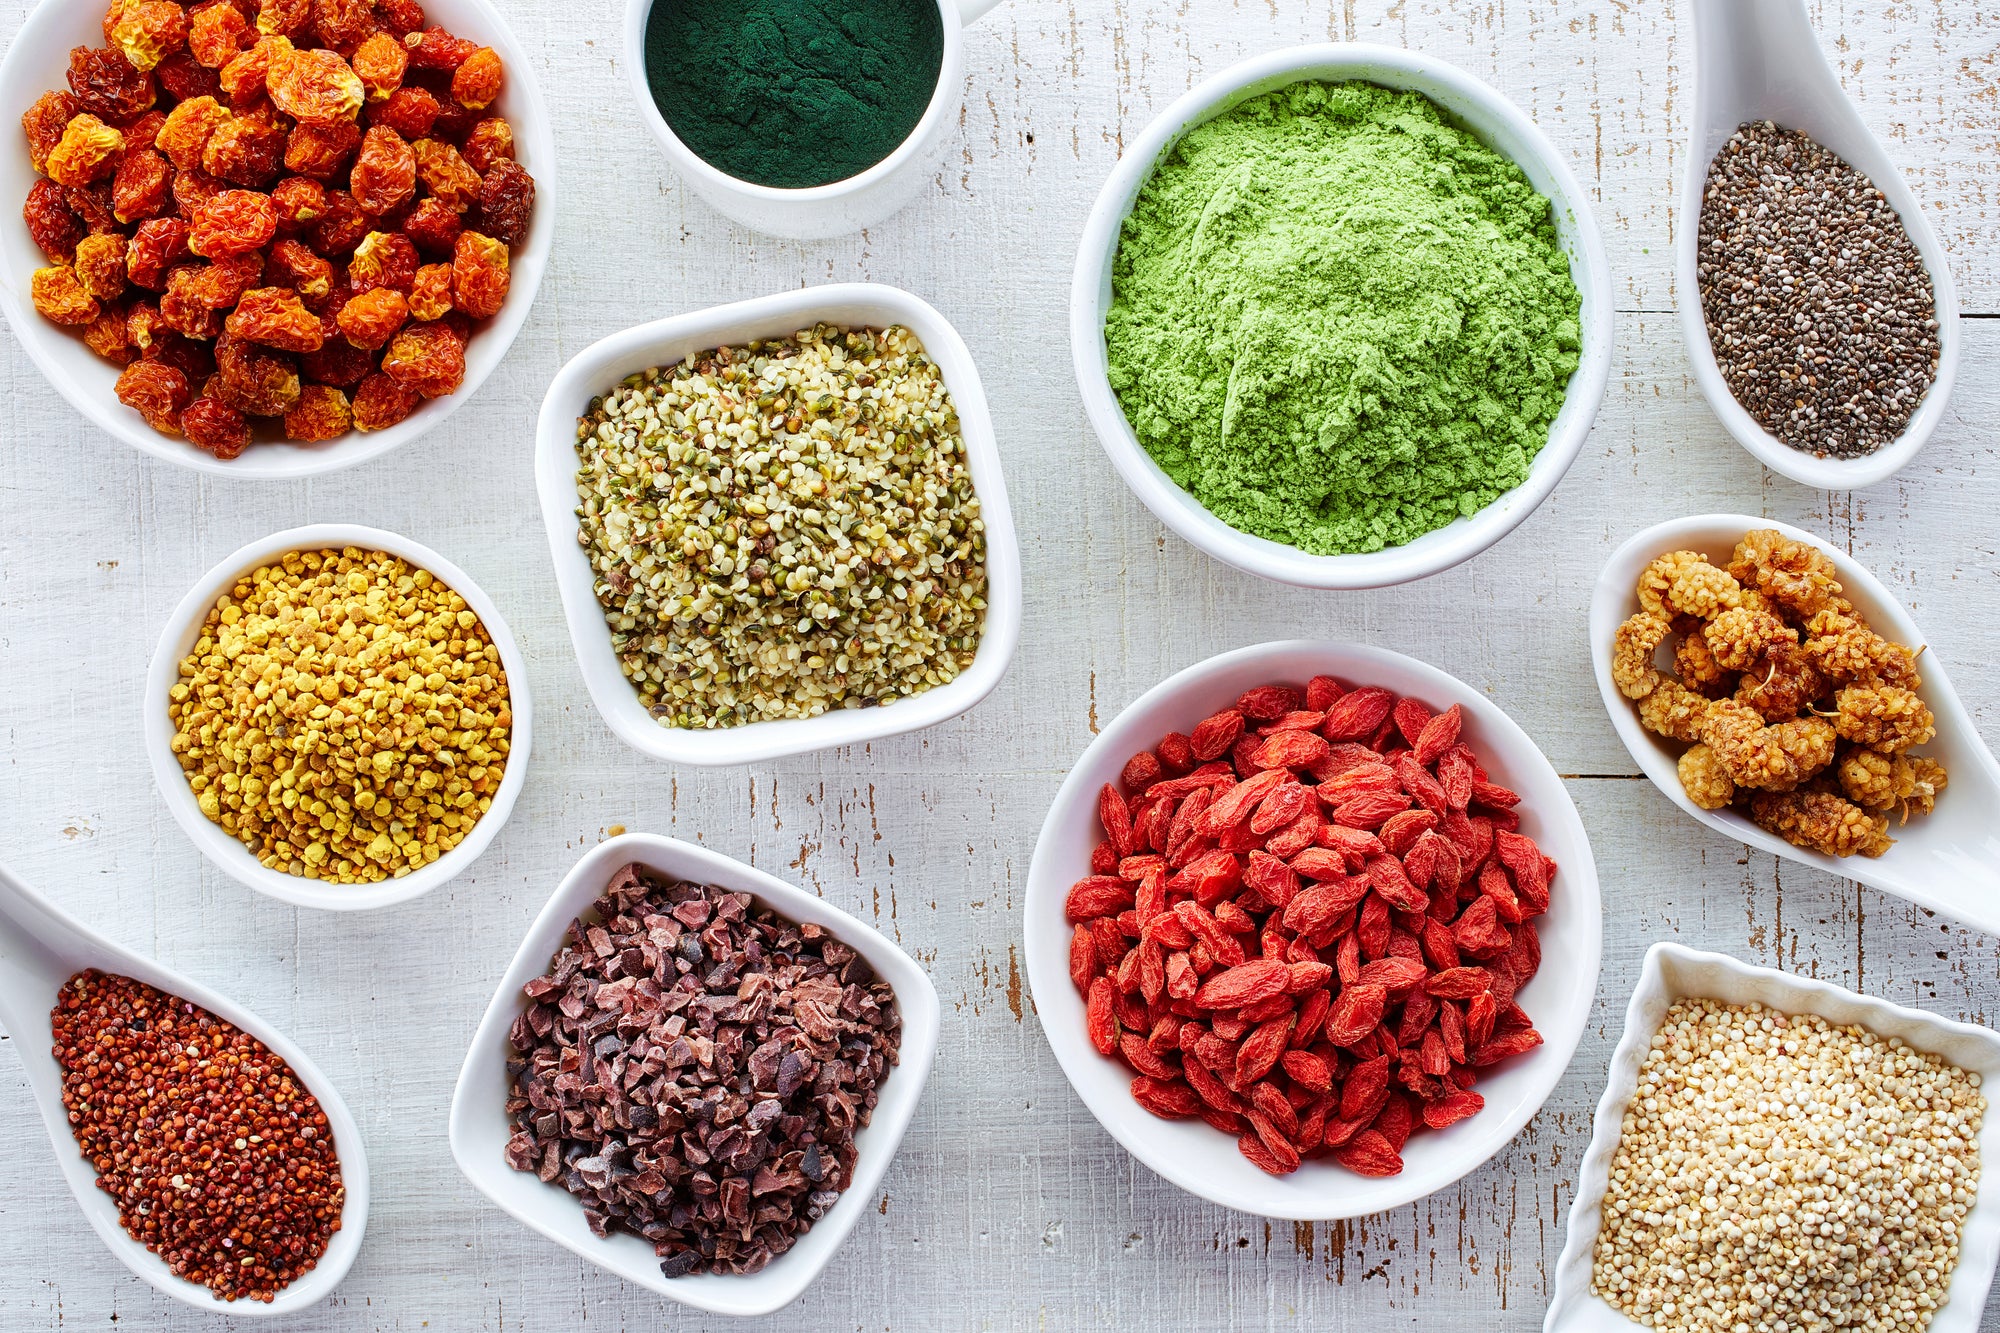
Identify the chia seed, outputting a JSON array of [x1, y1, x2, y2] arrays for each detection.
[[1696, 121, 1941, 460]]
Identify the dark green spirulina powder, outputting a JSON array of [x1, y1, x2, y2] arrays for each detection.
[[644, 0, 944, 190]]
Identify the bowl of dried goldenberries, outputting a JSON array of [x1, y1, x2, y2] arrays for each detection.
[[1023, 640, 1601, 1220], [1591, 514, 2000, 938], [0, 0, 551, 478]]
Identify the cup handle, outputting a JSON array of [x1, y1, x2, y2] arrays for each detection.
[[956, 0, 1003, 23]]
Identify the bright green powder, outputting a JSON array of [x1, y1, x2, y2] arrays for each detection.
[[1104, 81, 1583, 556]]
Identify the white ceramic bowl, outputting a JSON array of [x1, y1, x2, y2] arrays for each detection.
[[1590, 514, 2000, 938], [449, 832, 940, 1317], [0, 861, 370, 1318], [1022, 640, 1603, 1219], [534, 283, 1021, 767], [0, 0, 554, 479], [1675, 0, 1960, 491], [143, 523, 533, 911], [1069, 45, 1613, 590], [1546, 942, 2000, 1332]]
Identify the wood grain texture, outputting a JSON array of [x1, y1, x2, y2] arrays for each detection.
[[0, 0, 1996, 1326]]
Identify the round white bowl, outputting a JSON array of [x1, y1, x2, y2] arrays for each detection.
[[144, 524, 533, 911], [1070, 44, 1613, 590], [1022, 640, 1603, 1219], [449, 832, 940, 1317], [534, 282, 1021, 767], [0, 0, 554, 479]]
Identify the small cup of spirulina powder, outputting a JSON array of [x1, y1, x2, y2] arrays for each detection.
[[643, 0, 945, 190], [1697, 121, 1942, 460]]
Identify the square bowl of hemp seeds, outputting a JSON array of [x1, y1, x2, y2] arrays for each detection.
[[534, 283, 1021, 767]]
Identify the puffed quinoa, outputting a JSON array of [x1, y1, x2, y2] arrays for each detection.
[[574, 324, 988, 730], [1591, 998, 1984, 1333]]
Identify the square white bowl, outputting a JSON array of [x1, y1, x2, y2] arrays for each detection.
[[534, 283, 1021, 766], [448, 833, 941, 1317], [1547, 942, 2000, 1332]]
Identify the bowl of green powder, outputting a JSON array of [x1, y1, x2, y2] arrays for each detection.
[[1072, 46, 1612, 589]]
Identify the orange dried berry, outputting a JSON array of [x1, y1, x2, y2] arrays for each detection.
[[401, 195, 460, 257], [65, 182, 120, 235], [283, 382, 350, 439], [46, 114, 126, 187], [126, 299, 169, 351], [201, 110, 286, 186], [349, 125, 416, 214], [308, 187, 367, 255], [268, 47, 363, 125], [172, 165, 224, 219], [352, 32, 406, 100], [348, 229, 416, 293], [120, 108, 168, 151], [411, 136, 480, 211], [283, 117, 360, 179], [125, 216, 190, 288], [225, 286, 324, 352], [23, 91, 81, 174], [449, 47, 502, 110], [351, 369, 419, 431], [115, 357, 191, 433], [160, 280, 224, 337], [256, 0, 310, 37], [74, 232, 129, 302], [336, 286, 406, 348], [474, 158, 533, 247], [309, 0, 374, 50], [367, 84, 438, 140], [266, 236, 332, 297], [374, 0, 424, 36], [109, 0, 189, 72], [68, 45, 156, 122], [219, 34, 291, 108], [270, 174, 327, 229], [24, 180, 84, 263], [187, 0, 252, 67], [301, 332, 371, 387], [189, 188, 276, 256], [180, 393, 252, 457], [450, 229, 508, 319], [156, 96, 232, 172], [214, 333, 301, 415], [157, 49, 220, 103], [459, 116, 513, 175], [85, 305, 140, 363], [404, 25, 476, 71], [112, 147, 173, 223], [406, 261, 451, 320], [380, 318, 463, 397], [32, 266, 102, 325]]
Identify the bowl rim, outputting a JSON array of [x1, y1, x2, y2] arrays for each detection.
[[0, 0, 556, 480], [446, 831, 942, 1317], [1022, 639, 1603, 1219], [1544, 941, 2000, 1332], [1068, 42, 1614, 590], [532, 281, 1022, 766], [142, 523, 534, 911]]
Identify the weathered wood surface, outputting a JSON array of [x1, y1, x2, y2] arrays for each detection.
[[2, 0, 1998, 1327]]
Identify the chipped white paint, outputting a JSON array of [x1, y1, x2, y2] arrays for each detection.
[[1, 0, 1997, 1327]]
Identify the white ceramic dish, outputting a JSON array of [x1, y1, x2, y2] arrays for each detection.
[[1069, 44, 1612, 590], [624, 0, 1001, 239], [0, 0, 554, 479], [1022, 640, 1603, 1219], [534, 283, 1021, 767], [0, 861, 369, 1317], [449, 832, 940, 1317], [144, 523, 532, 911], [1546, 941, 2000, 1332], [1677, 0, 1960, 490], [1590, 514, 2000, 937]]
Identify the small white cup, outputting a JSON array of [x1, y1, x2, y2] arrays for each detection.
[[624, 0, 1001, 238]]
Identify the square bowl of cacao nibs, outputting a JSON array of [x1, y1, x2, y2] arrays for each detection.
[[448, 833, 939, 1316]]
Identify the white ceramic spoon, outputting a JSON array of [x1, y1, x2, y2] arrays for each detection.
[[0, 862, 369, 1316], [1677, 0, 1961, 490], [1590, 515, 2000, 937]]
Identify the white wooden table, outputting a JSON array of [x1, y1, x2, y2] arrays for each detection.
[[3, 0, 1997, 1327]]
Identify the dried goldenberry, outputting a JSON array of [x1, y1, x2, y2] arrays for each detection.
[[374, 0, 424, 36], [109, 1, 190, 73], [450, 229, 507, 319], [115, 357, 191, 433], [404, 25, 476, 70], [126, 215, 191, 287], [32, 266, 102, 325], [160, 278, 224, 337], [366, 84, 437, 140], [24, 180, 84, 263], [120, 108, 167, 150], [380, 317, 463, 397], [283, 117, 360, 179], [309, 0, 373, 50], [74, 232, 129, 302], [336, 286, 407, 348], [23, 91, 80, 174], [147, 332, 216, 386], [430, 96, 478, 142], [160, 50, 222, 102], [406, 261, 451, 320], [189, 188, 276, 256], [112, 148, 173, 224], [173, 165, 224, 219], [347, 228, 416, 293], [300, 331, 371, 387], [64, 184, 120, 238], [68, 46, 156, 122], [126, 299, 169, 351], [46, 114, 126, 187], [269, 47, 364, 125], [225, 285, 324, 352], [412, 136, 480, 211], [255, 0, 309, 36], [350, 125, 416, 214], [270, 174, 327, 229], [201, 111, 286, 186], [181, 393, 252, 456], [449, 47, 502, 110], [266, 236, 332, 297], [85, 304, 140, 363], [402, 195, 460, 257], [351, 369, 419, 430], [460, 116, 513, 174], [187, 0, 252, 67], [166, 252, 262, 316], [284, 382, 351, 439], [309, 188, 368, 255], [474, 158, 533, 247], [353, 32, 406, 100], [219, 34, 290, 107], [157, 96, 231, 172], [214, 332, 301, 414]]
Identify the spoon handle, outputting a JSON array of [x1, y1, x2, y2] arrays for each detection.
[[1691, 0, 1845, 138]]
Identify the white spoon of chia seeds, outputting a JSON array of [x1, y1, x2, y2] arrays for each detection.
[[1677, 0, 1961, 490], [0, 863, 369, 1316]]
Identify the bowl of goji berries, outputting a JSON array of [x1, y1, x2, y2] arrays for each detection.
[[1024, 640, 1601, 1219], [0, 0, 552, 478]]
